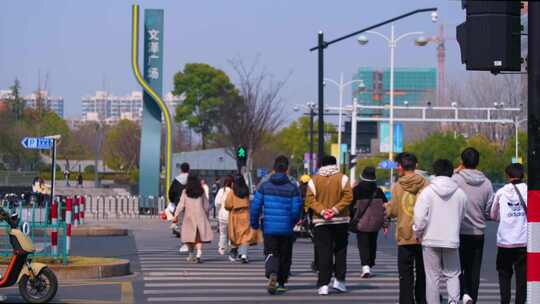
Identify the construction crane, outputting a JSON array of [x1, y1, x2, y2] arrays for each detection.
[[426, 24, 455, 107]]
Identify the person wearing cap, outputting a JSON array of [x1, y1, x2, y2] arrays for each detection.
[[349, 166, 388, 278]]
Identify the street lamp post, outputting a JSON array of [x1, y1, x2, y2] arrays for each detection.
[[308, 102, 316, 174], [350, 98, 358, 185], [310, 7, 437, 169], [324, 75, 365, 168], [294, 102, 317, 175], [358, 25, 426, 185], [515, 118, 527, 162]]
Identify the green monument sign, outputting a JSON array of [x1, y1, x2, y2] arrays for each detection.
[[131, 5, 173, 201]]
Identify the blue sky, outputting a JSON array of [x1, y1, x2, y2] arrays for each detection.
[[0, 0, 467, 118]]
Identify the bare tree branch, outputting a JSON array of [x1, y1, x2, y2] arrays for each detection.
[[216, 56, 288, 168]]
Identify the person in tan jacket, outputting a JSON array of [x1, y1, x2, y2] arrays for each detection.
[[305, 155, 353, 295], [386, 152, 429, 304], [225, 174, 254, 264]]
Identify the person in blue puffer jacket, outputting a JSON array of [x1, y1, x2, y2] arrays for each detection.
[[250, 155, 302, 295]]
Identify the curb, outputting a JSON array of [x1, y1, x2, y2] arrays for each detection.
[[47, 259, 130, 281], [72, 226, 128, 237], [0, 226, 129, 237]]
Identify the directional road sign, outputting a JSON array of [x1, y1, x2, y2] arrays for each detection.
[[21, 137, 53, 150], [378, 159, 398, 170]]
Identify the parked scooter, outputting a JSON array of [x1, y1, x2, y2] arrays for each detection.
[[0, 208, 58, 303]]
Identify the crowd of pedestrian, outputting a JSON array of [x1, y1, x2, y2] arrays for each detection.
[[163, 146, 528, 304]]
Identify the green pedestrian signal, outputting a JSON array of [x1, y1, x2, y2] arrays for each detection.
[[237, 146, 247, 159], [236, 146, 247, 171]]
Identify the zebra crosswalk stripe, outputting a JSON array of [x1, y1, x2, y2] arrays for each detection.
[[137, 244, 504, 303]]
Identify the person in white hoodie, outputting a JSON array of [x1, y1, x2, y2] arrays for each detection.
[[490, 163, 527, 304], [452, 147, 494, 304], [413, 159, 467, 304], [214, 175, 233, 256]]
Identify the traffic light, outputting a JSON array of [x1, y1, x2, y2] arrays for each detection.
[[456, 1, 522, 73], [236, 146, 247, 169]]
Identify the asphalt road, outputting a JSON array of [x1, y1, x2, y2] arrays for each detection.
[[0, 219, 507, 303], [131, 220, 505, 304]]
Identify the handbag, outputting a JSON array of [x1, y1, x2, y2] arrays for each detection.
[[512, 184, 528, 215], [349, 190, 377, 233]]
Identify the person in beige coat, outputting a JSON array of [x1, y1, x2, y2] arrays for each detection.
[[174, 174, 213, 263], [225, 174, 253, 263]]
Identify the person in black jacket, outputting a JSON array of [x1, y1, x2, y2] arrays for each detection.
[[350, 166, 388, 278], [169, 163, 190, 241]]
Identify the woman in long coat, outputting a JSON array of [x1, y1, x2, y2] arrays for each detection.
[[174, 174, 213, 263], [225, 174, 253, 263]]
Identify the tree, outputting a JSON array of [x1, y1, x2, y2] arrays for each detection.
[[444, 73, 525, 144], [503, 131, 528, 170], [273, 116, 337, 171], [406, 132, 467, 171], [465, 135, 506, 182], [216, 57, 287, 169], [173, 63, 236, 149], [7, 78, 25, 121], [102, 120, 141, 173], [70, 122, 102, 159]]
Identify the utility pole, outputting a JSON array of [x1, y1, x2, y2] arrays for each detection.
[[529, 2, 540, 189], [317, 31, 325, 167], [528, 4, 540, 302], [309, 105, 315, 175], [350, 99, 358, 186]]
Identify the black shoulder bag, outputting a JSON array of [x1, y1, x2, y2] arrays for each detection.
[[349, 190, 377, 233], [512, 184, 528, 216]]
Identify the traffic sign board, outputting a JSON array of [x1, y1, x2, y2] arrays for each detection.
[[21, 137, 53, 150], [378, 159, 398, 170]]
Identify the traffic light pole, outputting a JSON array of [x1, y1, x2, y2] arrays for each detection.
[[309, 106, 315, 175], [528, 3, 540, 302], [529, 3, 540, 188], [317, 32, 325, 168], [310, 8, 436, 169]]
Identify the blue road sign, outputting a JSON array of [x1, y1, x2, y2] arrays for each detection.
[[257, 168, 268, 178], [21, 137, 53, 150], [378, 159, 398, 170]]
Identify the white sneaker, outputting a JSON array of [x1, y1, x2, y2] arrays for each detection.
[[462, 294, 473, 304], [179, 244, 189, 253], [240, 254, 249, 264], [218, 248, 226, 255], [361, 265, 371, 278], [332, 279, 347, 292], [318, 285, 329, 295]]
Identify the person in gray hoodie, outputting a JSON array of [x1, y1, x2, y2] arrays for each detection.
[[413, 159, 467, 304], [452, 147, 494, 304]]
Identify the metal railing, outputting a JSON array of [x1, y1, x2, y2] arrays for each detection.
[[81, 195, 167, 220]]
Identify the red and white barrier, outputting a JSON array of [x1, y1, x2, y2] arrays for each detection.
[[80, 195, 85, 225], [528, 191, 540, 302], [73, 196, 80, 227], [51, 198, 58, 256], [65, 197, 72, 254]]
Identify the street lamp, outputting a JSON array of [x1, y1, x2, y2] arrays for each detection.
[[357, 24, 428, 185], [310, 7, 438, 169], [514, 117, 527, 162], [294, 102, 317, 174], [324, 74, 365, 168]]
